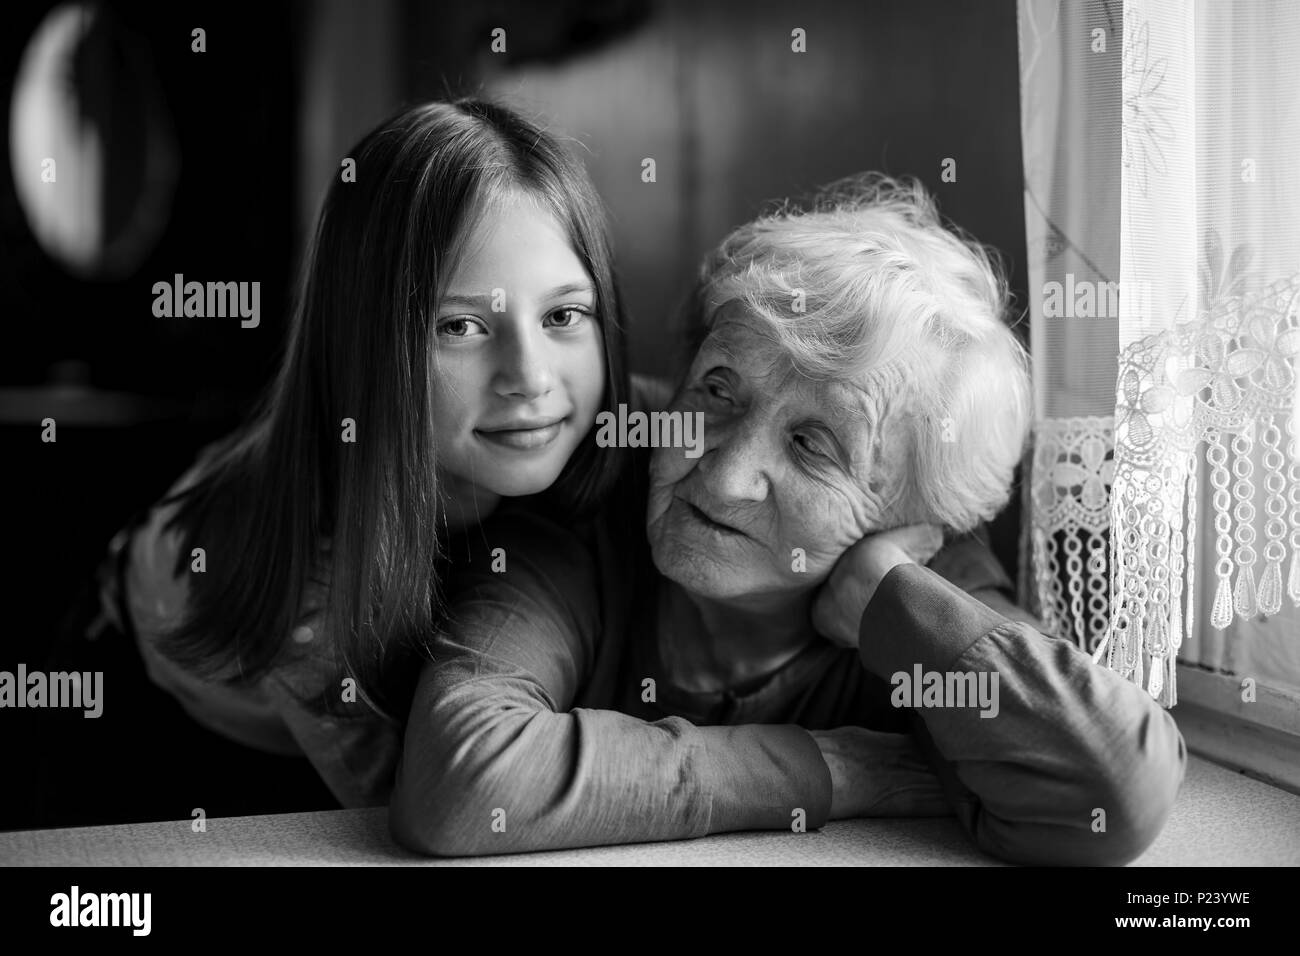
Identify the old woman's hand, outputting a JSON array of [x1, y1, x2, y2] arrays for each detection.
[[811, 524, 945, 648], [809, 726, 951, 819]]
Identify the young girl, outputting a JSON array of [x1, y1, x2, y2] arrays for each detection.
[[91, 98, 632, 811]]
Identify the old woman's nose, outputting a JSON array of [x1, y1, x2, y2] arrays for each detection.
[[696, 416, 770, 505]]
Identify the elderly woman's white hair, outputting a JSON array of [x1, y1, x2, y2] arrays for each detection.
[[684, 172, 1031, 533]]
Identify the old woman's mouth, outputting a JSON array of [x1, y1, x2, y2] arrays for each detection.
[[683, 499, 748, 538]]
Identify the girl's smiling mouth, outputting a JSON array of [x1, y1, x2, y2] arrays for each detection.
[[475, 416, 567, 450]]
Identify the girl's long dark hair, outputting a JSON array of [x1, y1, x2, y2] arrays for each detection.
[[158, 98, 630, 718]]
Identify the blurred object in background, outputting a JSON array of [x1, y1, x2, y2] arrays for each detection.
[[9, 2, 178, 280], [0, 359, 186, 425], [0, 0, 294, 832]]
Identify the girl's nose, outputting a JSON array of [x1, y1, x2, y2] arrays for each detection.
[[493, 324, 556, 400]]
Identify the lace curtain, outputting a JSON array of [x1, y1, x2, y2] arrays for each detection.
[[1017, 0, 1300, 706]]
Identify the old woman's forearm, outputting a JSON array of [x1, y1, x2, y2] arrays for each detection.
[[857, 563, 1187, 865]]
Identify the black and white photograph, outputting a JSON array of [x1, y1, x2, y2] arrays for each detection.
[[0, 0, 1296, 923]]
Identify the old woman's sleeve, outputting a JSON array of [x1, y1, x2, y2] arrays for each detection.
[[857, 562, 1187, 865]]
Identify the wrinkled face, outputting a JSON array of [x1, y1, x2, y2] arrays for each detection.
[[430, 195, 605, 500], [646, 306, 907, 601]]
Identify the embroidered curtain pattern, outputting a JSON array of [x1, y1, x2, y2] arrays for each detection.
[[1017, 0, 1300, 706]]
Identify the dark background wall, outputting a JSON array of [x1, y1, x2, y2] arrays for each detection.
[[474, 0, 1028, 380], [0, 0, 1025, 829]]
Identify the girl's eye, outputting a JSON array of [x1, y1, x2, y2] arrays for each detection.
[[437, 317, 487, 339], [544, 306, 591, 329]]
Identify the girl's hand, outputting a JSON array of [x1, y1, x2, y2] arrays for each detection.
[[811, 524, 945, 649]]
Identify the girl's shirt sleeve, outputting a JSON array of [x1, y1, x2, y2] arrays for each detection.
[[390, 512, 831, 856]]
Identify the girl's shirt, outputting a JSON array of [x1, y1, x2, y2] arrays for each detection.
[[106, 452, 404, 809], [103, 375, 670, 810]]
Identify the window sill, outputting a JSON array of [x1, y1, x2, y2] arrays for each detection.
[[1171, 663, 1300, 796]]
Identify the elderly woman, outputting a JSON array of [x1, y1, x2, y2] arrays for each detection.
[[390, 175, 1186, 865]]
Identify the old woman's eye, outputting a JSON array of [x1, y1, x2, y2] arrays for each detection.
[[794, 431, 832, 460], [701, 372, 734, 404]]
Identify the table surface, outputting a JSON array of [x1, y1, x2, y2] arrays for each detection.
[[3, 756, 1297, 866]]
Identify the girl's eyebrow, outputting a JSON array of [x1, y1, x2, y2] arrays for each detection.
[[438, 282, 595, 308], [437, 291, 491, 308], [544, 281, 596, 299]]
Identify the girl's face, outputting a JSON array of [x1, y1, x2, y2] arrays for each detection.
[[430, 195, 606, 504]]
